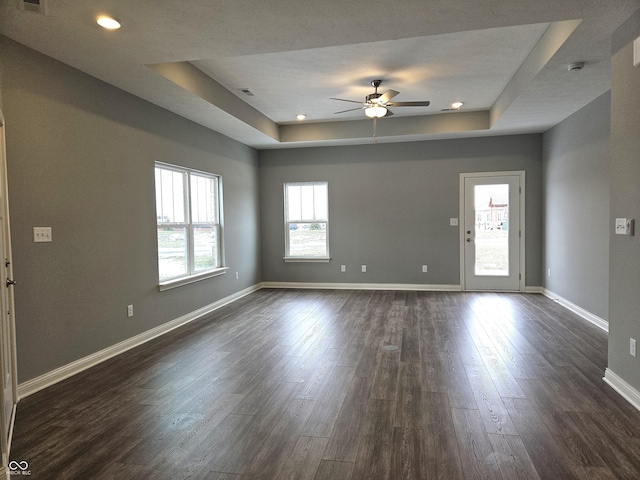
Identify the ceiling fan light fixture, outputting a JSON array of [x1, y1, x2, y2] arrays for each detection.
[[365, 105, 387, 118]]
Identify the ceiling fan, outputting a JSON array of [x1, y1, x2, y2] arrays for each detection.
[[331, 79, 431, 118]]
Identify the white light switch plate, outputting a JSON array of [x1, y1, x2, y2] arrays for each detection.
[[615, 218, 634, 236], [33, 227, 52, 243]]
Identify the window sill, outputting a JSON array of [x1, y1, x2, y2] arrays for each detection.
[[159, 267, 229, 291], [283, 257, 331, 263]]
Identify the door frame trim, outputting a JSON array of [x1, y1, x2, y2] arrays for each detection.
[[0, 109, 18, 476], [459, 170, 526, 292], [0, 111, 17, 404]]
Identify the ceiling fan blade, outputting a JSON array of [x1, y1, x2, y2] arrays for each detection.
[[378, 89, 399, 103], [384, 109, 394, 117], [334, 106, 365, 114], [330, 97, 363, 104], [386, 101, 431, 107]]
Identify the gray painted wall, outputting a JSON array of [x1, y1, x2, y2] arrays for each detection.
[[542, 91, 610, 320], [0, 37, 262, 383], [259, 136, 543, 287], [609, 11, 640, 390]]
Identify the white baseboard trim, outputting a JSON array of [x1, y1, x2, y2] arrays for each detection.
[[261, 282, 462, 291], [17, 284, 262, 399], [263, 282, 546, 294], [524, 286, 543, 294], [542, 288, 608, 332], [603, 368, 640, 413]]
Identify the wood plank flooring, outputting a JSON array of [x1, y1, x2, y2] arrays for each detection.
[[9, 290, 640, 479]]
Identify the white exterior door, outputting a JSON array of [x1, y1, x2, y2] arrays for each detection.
[[460, 171, 524, 291], [0, 111, 17, 477]]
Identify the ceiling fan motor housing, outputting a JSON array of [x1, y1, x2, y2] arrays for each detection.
[[331, 79, 429, 118], [366, 93, 382, 104]]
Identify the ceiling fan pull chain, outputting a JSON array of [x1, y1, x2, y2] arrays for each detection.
[[373, 117, 378, 143]]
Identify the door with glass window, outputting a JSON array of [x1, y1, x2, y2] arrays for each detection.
[[461, 172, 524, 291]]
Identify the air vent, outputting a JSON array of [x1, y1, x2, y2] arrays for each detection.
[[238, 88, 255, 97], [19, 0, 48, 14], [567, 62, 585, 72]]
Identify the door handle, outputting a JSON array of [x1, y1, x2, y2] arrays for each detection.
[[6, 278, 16, 287]]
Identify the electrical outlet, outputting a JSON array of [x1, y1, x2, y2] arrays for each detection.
[[422, 265, 428, 273], [547, 269, 551, 277], [361, 265, 367, 273], [340, 265, 346, 273], [235, 272, 239, 280], [631, 338, 637, 357], [127, 305, 134, 318]]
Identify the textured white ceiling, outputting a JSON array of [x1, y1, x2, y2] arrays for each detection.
[[192, 23, 549, 123], [1, 0, 639, 148]]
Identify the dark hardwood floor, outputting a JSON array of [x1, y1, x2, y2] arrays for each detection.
[[9, 289, 640, 479]]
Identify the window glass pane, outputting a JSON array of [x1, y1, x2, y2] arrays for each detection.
[[156, 168, 185, 223], [157, 226, 187, 280], [300, 185, 315, 220], [474, 184, 509, 276], [287, 185, 301, 221], [288, 222, 327, 257], [191, 174, 218, 224], [193, 225, 218, 272], [314, 183, 328, 220]]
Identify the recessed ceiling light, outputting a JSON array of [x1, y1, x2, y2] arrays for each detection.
[[97, 16, 121, 30], [451, 102, 464, 109], [296, 114, 307, 121]]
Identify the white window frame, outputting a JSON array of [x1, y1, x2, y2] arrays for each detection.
[[155, 162, 227, 290], [284, 181, 330, 262]]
